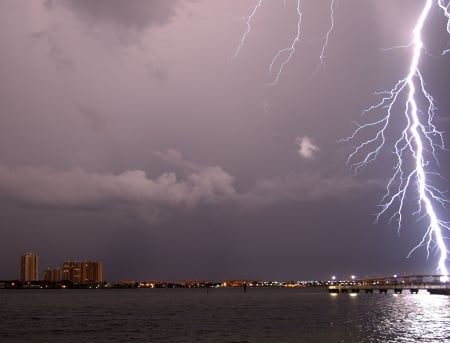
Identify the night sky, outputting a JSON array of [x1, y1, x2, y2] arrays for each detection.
[[1, 0, 449, 282]]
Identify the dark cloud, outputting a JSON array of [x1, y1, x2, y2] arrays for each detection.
[[0, 151, 373, 214], [0, 156, 236, 211], [61, 0, 184, 30], [77, 105, 108, 132], [29, 29, 76, 71], [243, 173, 381, 208]]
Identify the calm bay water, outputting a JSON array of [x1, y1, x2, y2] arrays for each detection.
[[0, 288, 448, 342]]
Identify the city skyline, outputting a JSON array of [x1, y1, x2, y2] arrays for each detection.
[[18, 252, 103, 283], [10, 251, 448, 286], [0, 1, 449, 281]]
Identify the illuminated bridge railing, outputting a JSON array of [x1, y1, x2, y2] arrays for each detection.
[[327, 275, 450, 295]]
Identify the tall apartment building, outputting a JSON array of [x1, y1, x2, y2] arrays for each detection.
[[42, 267, 62, 283], [44, 267, 52, 282], [82, 261, 103, 283], [62, 260, 103, 283], [20, 252, 38, 282], [62, 261, 82, 283], [52, 268, 62, 282]]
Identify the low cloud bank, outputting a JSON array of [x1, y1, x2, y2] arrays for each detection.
[[0, 161, 236, 210], [0, 150, 378, 214]]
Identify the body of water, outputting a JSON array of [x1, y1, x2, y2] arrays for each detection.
[[0, 288, 448, 342]]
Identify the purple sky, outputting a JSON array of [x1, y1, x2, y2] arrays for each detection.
[[1, 0, 449, 282]]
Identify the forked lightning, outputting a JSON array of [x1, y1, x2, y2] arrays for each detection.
[[233, 0, 450, 278]]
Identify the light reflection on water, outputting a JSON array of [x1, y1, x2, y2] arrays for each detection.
[[341, 290, 449, 342], [0, 288, 448, 342], [372, 291, 449, 342]]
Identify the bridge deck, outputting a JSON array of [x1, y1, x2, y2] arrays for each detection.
[[327, 274, 449, 294]]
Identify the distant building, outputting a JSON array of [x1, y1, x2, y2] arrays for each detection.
[[44, 268, 52, 282], [62, 261, 82, 283], [82, 261, 103, 283], [52, 268, 62, 282], [62, 260, 103, 283], [221, 280, 246, 288], [20, 252, 38, 282]]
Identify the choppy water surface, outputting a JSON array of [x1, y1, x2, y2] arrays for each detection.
[[0, 288, 448, 342]]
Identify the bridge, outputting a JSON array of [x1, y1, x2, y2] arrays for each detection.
[[327, 274, 450, 295]]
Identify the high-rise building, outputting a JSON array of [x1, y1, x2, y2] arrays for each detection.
[[20, 252, 38, 282], [52, 268, 62, 282], [82, 261, 103, 283], [44, 267, 52, 282], [62, 261, 82, 283], [62, 260, 102, 283]]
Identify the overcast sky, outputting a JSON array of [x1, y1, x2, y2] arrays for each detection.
[[1, 0, 449, 282]]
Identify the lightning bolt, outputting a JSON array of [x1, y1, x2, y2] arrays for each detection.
[[231, 0, 303, 85], [232, 1, 339, 85], [231, 0, 263, 62], [233, 1, 450, 279], [342, 0, 449, 279], [438, 0, 450, 32], [268, 0, 302, 86], [438, 0, 450, 54], [313, 0, 338, 76]]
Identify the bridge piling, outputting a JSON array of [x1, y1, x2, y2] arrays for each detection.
[[327, 274, 449, 295]]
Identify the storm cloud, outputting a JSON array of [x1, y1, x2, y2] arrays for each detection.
[[0, 150, 237, 210], [58, 0, 184, 29], [0, 0, 448, 281]]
